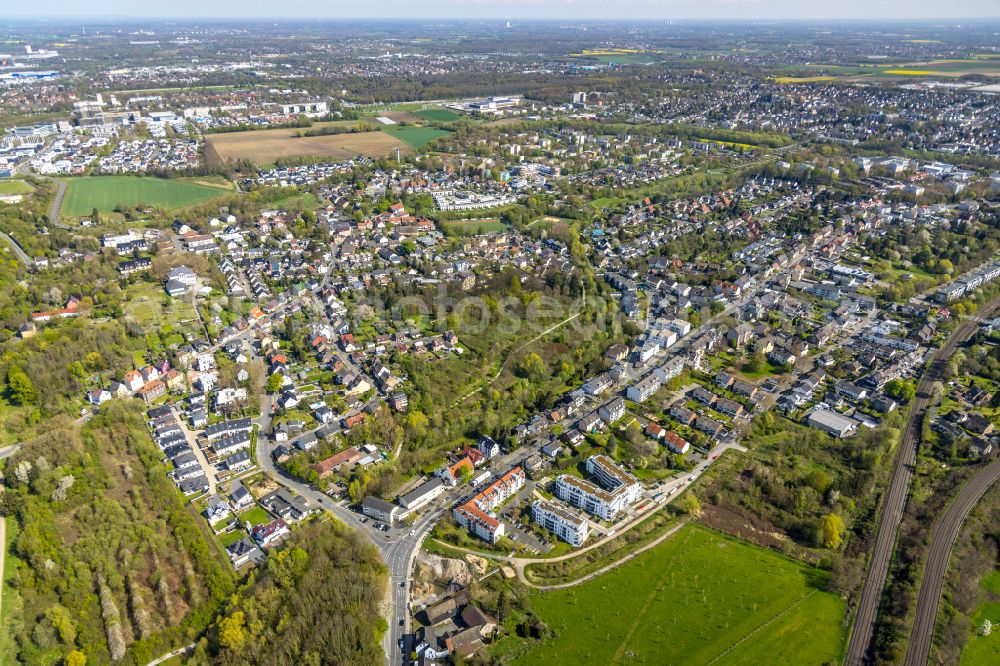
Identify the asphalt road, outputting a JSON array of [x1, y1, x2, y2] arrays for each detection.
[[253, 387, 442, 666], [845, 296, 1000, 666], [0, 231, 30, 265], [903, 456, 1000, 666]]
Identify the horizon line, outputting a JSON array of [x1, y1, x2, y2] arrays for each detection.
[[3, 15, 1000, 22]]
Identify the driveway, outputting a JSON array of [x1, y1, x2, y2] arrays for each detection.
[[171, 406, 217, 496]]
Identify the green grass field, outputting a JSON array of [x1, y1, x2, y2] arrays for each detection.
[[217, 530, 246, 547], [239, 506, 271, 527], [596, 53, 659, 64], [502, 524, 846, 666], [960, 570, 1000, 665], [0, 180, 34, 196], [61, 176, 230, 216], [441, 218, 507, 235], [412, 108, 462, 122], [380, 126, 452, 150]]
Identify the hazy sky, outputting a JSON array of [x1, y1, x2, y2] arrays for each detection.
[[5, 1, 1000, 20]]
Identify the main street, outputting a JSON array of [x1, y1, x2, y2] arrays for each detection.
[[253, 374, 443, 666]]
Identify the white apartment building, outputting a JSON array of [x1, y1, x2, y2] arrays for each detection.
[[598, 397, 626, 424], [626, 373, 662, 403], [586, 455, 641, 501], [532, 499, 590, 547], [556, 475, 631, 521], [555, 455, 641, 521]]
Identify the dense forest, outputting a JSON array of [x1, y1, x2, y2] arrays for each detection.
[[191, 520, 387, 666]]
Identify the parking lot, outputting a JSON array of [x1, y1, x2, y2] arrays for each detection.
[[495, 481, 552, 553]]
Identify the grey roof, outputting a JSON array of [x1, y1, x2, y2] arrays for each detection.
[[362, 495, 398, 514], [399, 477, 444, 506]]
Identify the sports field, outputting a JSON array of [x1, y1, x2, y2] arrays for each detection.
[[504, 524, 846, 666], [412, 108, 462, 122], [0, 180, 34, 196], [441, 218, 507, 235], [62, 176, 230, 216], [380, 125, 452, 150], [205, 126, 409, 165]]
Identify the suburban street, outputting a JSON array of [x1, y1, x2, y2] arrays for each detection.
[[253, 378, 442, 666], [171, 405, 217, 496]]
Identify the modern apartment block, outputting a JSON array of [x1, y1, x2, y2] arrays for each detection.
[[532, 499, 590, 547], [555, 455, 641, 520], [452, 467, 526, 543]]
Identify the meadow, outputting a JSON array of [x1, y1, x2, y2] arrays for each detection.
[[61, 176, 229, 215], [122, 282, 204, 349], [205, 127, 409, 165], [960, 571, 1000, 665], [412, 108, 462, 122], [380, 125, 452, 150], [503, 524, 846, 666]]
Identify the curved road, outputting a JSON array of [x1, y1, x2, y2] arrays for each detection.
[[845, 296, 1000, 665], [904, 456, 1000, 666], [253, 395, 443, 665], [0, 231, 30, 265]]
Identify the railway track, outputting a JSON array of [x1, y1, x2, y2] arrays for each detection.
[[844, 296, 1000, 665], [903, 457, 1000, 665]]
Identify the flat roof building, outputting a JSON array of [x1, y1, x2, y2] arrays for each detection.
[[807, 408, 859, 438], [555, 456, 641, 521], [532, 499, 590, 547]]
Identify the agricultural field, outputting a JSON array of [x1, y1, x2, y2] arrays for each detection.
[[960, 571, 1000, 666], [0, 180, 34, 196], [440, 218, 507, 235], [772, 75, 836, 84], [205, 126, 409, 166], [891, 59, 1000, 76], [412, 108, 462, 122], [570, 48, 660, 64], [61, 175, 230, 216], [375, 111, 422, 124], [501, 524, 846, 666], [380, 125, 452, 150], [775, 59, 1000, 82]]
